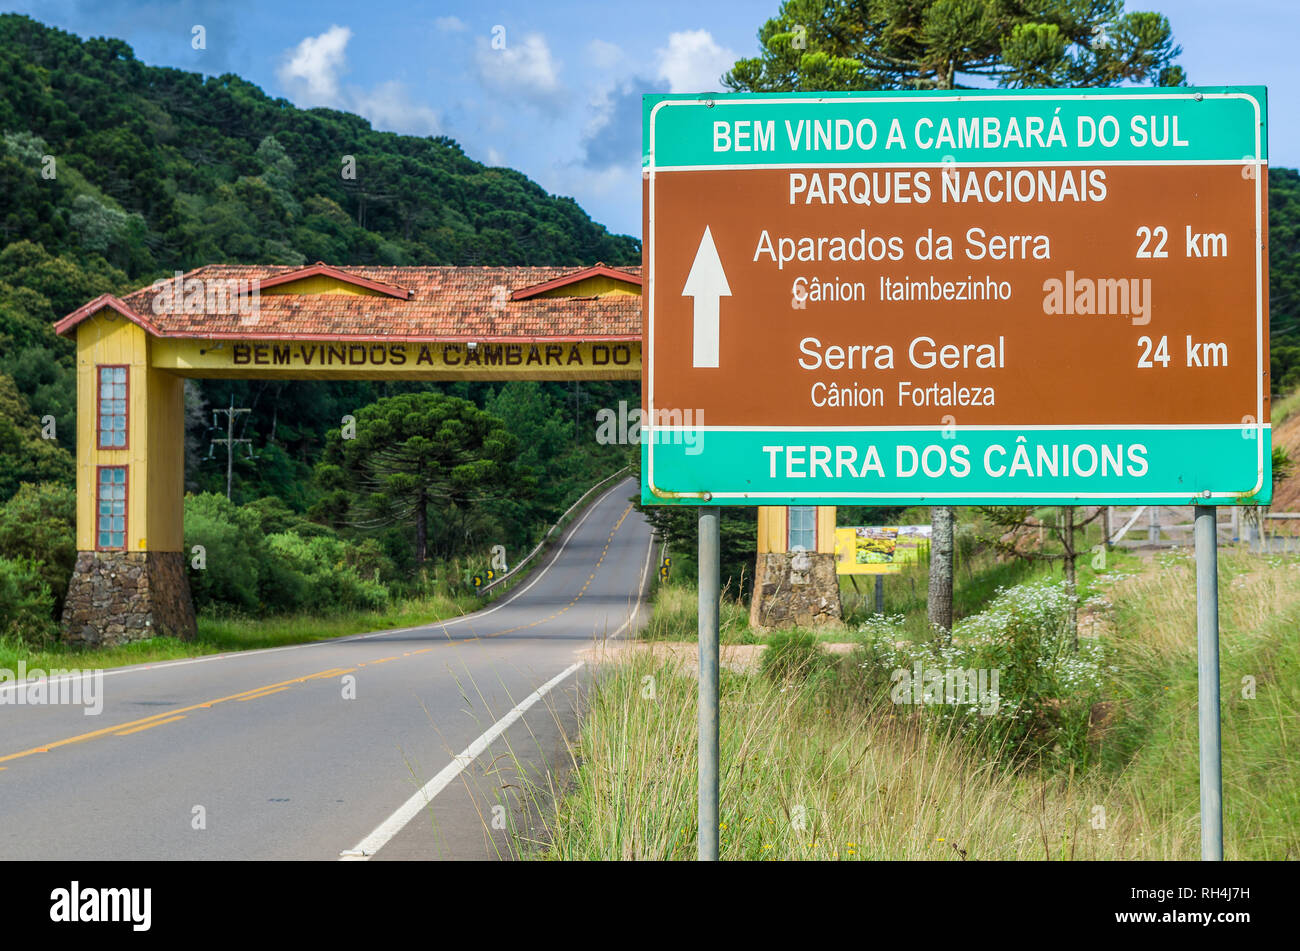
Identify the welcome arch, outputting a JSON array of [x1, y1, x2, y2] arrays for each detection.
[[55, 262, 641, 646]]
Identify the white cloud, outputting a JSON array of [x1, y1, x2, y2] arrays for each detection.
[[277, 27, 440, 136], [655, 29, 736, 94], [547, 161, 641, 235], [474, 32, 564, 108], [585, 38, 623, 70], [350, 81, 442, 136], [435, 15, 467, 33], [580, 75, 664, 170], [277, 24, 352, 106]]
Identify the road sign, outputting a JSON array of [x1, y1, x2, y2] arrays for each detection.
[[834, 525, 930, 575], [641, 87, 1270, 506]]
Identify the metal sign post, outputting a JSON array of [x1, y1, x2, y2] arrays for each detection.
[[697, 508, 720, 861], [1195, 506, 1224, 860]]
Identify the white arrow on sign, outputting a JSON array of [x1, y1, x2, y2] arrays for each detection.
[[682, 226, 731, 368]]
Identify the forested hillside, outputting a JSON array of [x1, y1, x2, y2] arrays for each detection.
[[0, 14, 636, 640], [0, 14, 637, 271], [1270, 167, 1300, 383]]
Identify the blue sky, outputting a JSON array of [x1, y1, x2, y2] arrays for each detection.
[[9, 0, 1297, 238]]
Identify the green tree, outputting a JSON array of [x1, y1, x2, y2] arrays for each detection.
[[184, 492, 265, 613], [1271, 168, 1300, 343], [0, 241, 129, 318], [638, 504, 758, 597], [0, 481, 76, 616], [3, 346, 76, 453], [725, 0, 1185, 634], [319, 392, 524, 565], [0, 555, 57, 643], [724, 0, 1185, 93], [0, 372, 73, 501]]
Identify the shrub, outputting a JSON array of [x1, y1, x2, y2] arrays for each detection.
[[858, 579, 1109, 765], [0, 555, 58, 644], [264, 532, 389, 612], [184, 492, 262, 612], [0, 480, 75, 615], [183, 492, 397, 618]]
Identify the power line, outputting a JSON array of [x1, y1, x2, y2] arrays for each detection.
[[207, 396, 255, 500]]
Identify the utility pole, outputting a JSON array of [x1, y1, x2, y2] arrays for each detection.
[[209, 397, 253, 500]]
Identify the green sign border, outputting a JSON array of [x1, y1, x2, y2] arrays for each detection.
[[642, 87, 1270, 507], [644, 86, 1267, 167], [643, 426, 1272, 506]]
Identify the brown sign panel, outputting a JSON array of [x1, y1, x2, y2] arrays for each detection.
[[642, 90, 1269, 505]]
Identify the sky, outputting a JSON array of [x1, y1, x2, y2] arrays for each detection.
[[7, 0, 1298, 239]]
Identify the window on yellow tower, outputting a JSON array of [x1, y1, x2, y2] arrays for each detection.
[[97, 365, 128, 449], [788, 506, 816, 552], [97, 466, 127, 550]]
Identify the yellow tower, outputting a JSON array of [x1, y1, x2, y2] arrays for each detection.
[[750, 506, 843, 630], [57, 298, 194, 645]]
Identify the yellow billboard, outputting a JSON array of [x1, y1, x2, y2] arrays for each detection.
[[834, 526, 931, 575]]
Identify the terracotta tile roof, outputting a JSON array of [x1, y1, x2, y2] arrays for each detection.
[[58, 264, 644, 342]]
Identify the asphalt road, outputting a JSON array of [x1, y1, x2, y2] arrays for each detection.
[[0, 478, 653, 860]]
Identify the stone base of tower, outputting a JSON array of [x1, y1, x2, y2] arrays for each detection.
[[61, 551, 197, 646], [749, 551, 844, 631]]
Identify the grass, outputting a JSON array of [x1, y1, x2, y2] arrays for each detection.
[[1094, 547, 1300, 859], [0, 593, 475, 672], [1272, 385, 1300, 426], [640, 580, 757, 644], [533, 542, 1300, 860], [532, 653, 1193, 860]]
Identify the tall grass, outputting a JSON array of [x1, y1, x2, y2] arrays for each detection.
[[1272, 385, 1300, 426], [641, 581, 755, 644], [528, 547, 1300, 860], [534, 653, 1189, 860], [1097, 548, 1300, 858]]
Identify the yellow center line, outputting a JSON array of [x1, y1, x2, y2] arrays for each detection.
[[477, 503, 633, 641], [237, 686, 292, 702], [115, 715, 186, 736], [0, 665, 360, 766]]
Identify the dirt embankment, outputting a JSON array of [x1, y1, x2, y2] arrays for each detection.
[[1269, 412, 1300, 511]]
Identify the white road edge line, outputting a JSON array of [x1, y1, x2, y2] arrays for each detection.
[[339, 524, 655, 861], [338, 661, 583, 860]]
